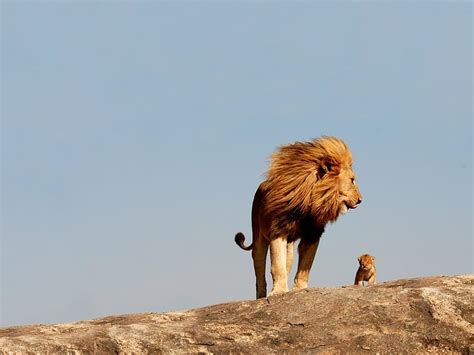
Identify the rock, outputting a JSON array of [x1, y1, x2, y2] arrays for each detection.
[[1, 275, 473, 353]]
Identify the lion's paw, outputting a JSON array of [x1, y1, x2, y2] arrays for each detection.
[[268, 288, 289, 297]]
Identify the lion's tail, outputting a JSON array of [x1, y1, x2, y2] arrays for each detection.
[[234, 232, 253, 251]]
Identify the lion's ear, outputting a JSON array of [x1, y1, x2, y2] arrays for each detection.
[[357, 256, 361, 262], [318, 158, 340, 177]]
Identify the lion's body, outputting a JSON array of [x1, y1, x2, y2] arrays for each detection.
[[354, 254, 376, 286], [235, 136, 362, 298]]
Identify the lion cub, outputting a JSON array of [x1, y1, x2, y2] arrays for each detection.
[[354, 254, 376, 286]]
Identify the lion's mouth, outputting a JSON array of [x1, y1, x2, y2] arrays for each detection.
[[339, 198, 362, 214], [340, 201, 359, 214], [346, 200, 361, 210]]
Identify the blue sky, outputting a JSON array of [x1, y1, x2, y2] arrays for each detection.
[[1, 2, 472, 326]]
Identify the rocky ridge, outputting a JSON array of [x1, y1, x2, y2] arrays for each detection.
[[1, 275, 473, 353]]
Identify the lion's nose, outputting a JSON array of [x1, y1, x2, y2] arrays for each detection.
[[356, 198, 362, 205]]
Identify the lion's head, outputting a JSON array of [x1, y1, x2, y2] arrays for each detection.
[[262, 136, 362, 226], [357, 254, 375, 270]]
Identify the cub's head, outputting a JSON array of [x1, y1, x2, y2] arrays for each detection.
[[357, 254, 375, 270]]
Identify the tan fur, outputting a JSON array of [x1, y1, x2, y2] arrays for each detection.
[[235, 136, 362, 298], [354, 254, 376, 286]]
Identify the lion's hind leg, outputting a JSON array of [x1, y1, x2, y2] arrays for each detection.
[[268, 237, 289, 297], [252, 236, 269, 299]]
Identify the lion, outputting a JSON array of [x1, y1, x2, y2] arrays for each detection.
[[235, 136, 362, 298], [354, 254, 376, 286]]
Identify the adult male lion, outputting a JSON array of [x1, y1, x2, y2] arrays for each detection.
[[235, 136, 362, 298]]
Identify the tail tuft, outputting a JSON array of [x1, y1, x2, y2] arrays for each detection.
[[234, 232, 253, 251]]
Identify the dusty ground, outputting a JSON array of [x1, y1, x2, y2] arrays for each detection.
[[1, 275, 473, 354]]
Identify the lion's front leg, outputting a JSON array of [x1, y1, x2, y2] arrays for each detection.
[[293, 237, 321, 291], [268, 237, 289, 296]]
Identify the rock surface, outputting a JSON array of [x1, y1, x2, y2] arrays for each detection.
[[1, 275, 473, 354]]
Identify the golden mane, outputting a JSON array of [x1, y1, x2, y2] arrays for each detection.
[[260, 136, 353, 226]]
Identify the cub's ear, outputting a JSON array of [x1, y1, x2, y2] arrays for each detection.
[[357, 256, 361, 262]]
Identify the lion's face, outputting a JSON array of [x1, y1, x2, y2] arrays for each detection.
[[358, 254, 375, 270], [338, 167, 362, 215]]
